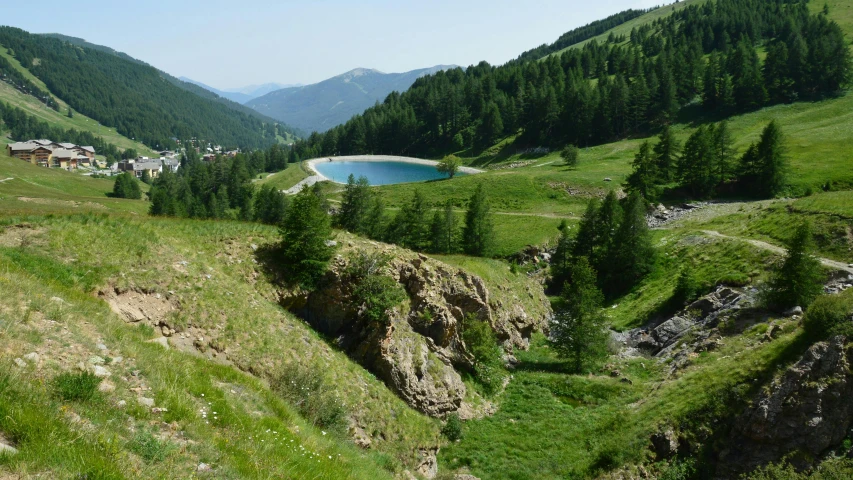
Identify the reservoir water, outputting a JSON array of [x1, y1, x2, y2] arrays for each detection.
[[312, 160, 466, 185]]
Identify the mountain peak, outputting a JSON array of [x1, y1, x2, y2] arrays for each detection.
[[246, 65, 457, 133]]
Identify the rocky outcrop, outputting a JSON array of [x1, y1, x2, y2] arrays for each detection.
[[280, 242, 550, 417], [718, 336, 853, 476], [617, 286, 756, 359]]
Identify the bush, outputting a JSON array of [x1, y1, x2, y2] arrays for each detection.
[[672, 268, 701, 306], [560, 145, 580, 167], [352, 275, 408, 324], [271, 363, 348, 433], [52, 371, 101, 401], [112, 172, 141, 199], [345, 252, 408, 324], [441, 413, 463, 441], [461, 314, 506, 395], [802, 293, 853, 340]]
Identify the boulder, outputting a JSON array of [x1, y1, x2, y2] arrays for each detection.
[[718, 336, 853, 476], [653, 316, 693, 345]]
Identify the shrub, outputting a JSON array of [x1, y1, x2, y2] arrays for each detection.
[[462, 314, 506, 395], [271, 363, 348, 433], [52, 371, 101, 401], [345, 252, 408, 324], [560, 145, 580, 167], [352, 275, 408, 324], [112, 172, 141, 199], [672, 268, 701, 306], [802, 293, 853, 340], [441, 413, 463, 441]]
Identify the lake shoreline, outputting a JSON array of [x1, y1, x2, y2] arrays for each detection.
[[304, 155, 484, 184]]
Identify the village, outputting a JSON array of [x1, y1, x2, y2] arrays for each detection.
[[5, 138, 239, 179]]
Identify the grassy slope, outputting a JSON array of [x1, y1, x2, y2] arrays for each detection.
[[0, 153, 150, 215], [0, 44, 156, 156], [256, 162, 310, 190], [0, 249, 392, 479]]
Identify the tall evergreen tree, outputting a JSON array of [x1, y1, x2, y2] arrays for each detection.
[[625, 141, 658, 201], [463, 184, 495, 257], [279, 186, 335, 288], [757, 121, 787, 196], [338, 174, 372, 234], [652, 125, 680, 183], [765, 221, 825, 311], [430, 200, 458, 254], [609, 193, 656, 294], [550, 257, 609, 373], [710, 121, 736, 183], [679, 126, 716, 198]]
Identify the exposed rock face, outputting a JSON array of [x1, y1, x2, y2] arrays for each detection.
[[718, 336, 853, 476], [281, 246, 550, 417], [618, 286, 755, 358]]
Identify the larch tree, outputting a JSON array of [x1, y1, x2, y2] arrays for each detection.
[[550, 256, 609, 373], [463, 184, 495, 257]]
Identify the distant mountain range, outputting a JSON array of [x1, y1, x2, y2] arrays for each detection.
[[245, 65, 457, 134], [178, 78, 302, 104]]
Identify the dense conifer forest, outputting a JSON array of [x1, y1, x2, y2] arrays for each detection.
[[0, 27, 294, 150], [289, 0, 850, 161]]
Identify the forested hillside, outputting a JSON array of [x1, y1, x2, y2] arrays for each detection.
[[289, 0, 850, 161], [0, 27, 293, 150]]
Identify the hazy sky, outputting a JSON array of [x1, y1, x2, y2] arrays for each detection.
[[7, 0, 670, 89]]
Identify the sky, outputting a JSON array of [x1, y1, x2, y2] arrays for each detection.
[[7, 0, 670, 89]]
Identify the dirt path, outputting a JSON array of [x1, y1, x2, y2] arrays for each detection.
[[702, 230, 853, 274]]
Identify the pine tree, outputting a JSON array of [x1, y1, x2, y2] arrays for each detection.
[[765, 221, 825, 311], [551, 220, 574, 290], [254, 184, 289, 226], [550, 257, 609, 373], [430, 200, 458, 254], [592, 190, 623, 288], [363, 194, 386, 240], [754, 120, 788, 198], [112, 172, 142, 199], [610, 193, 656, 294], [710, 121, 736, 183], [679, 126, 715, 198], [572, 199, 600, 261], [653, 125, 680, 183], [387, 190, 429, 250], [338, 174, 372, 234], [625, 141, 659, 201], [463, 184, 494, 257], [279, 186, 335, 288]]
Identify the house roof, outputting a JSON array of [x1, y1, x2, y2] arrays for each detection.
[[52, 149, 78, 159], [80, 146, 95, 153], [32, 139, 53, 146], [133, 161, 162, 171], [58, 142, 77, 149], [7, 142, 38, 152]]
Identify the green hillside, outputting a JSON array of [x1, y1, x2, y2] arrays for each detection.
[[3, 0, 853, 478], [0, 46, 155, 157], [0, 27, 283, 150]]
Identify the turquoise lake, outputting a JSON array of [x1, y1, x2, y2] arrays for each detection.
[[313, 160, 465, 185]]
